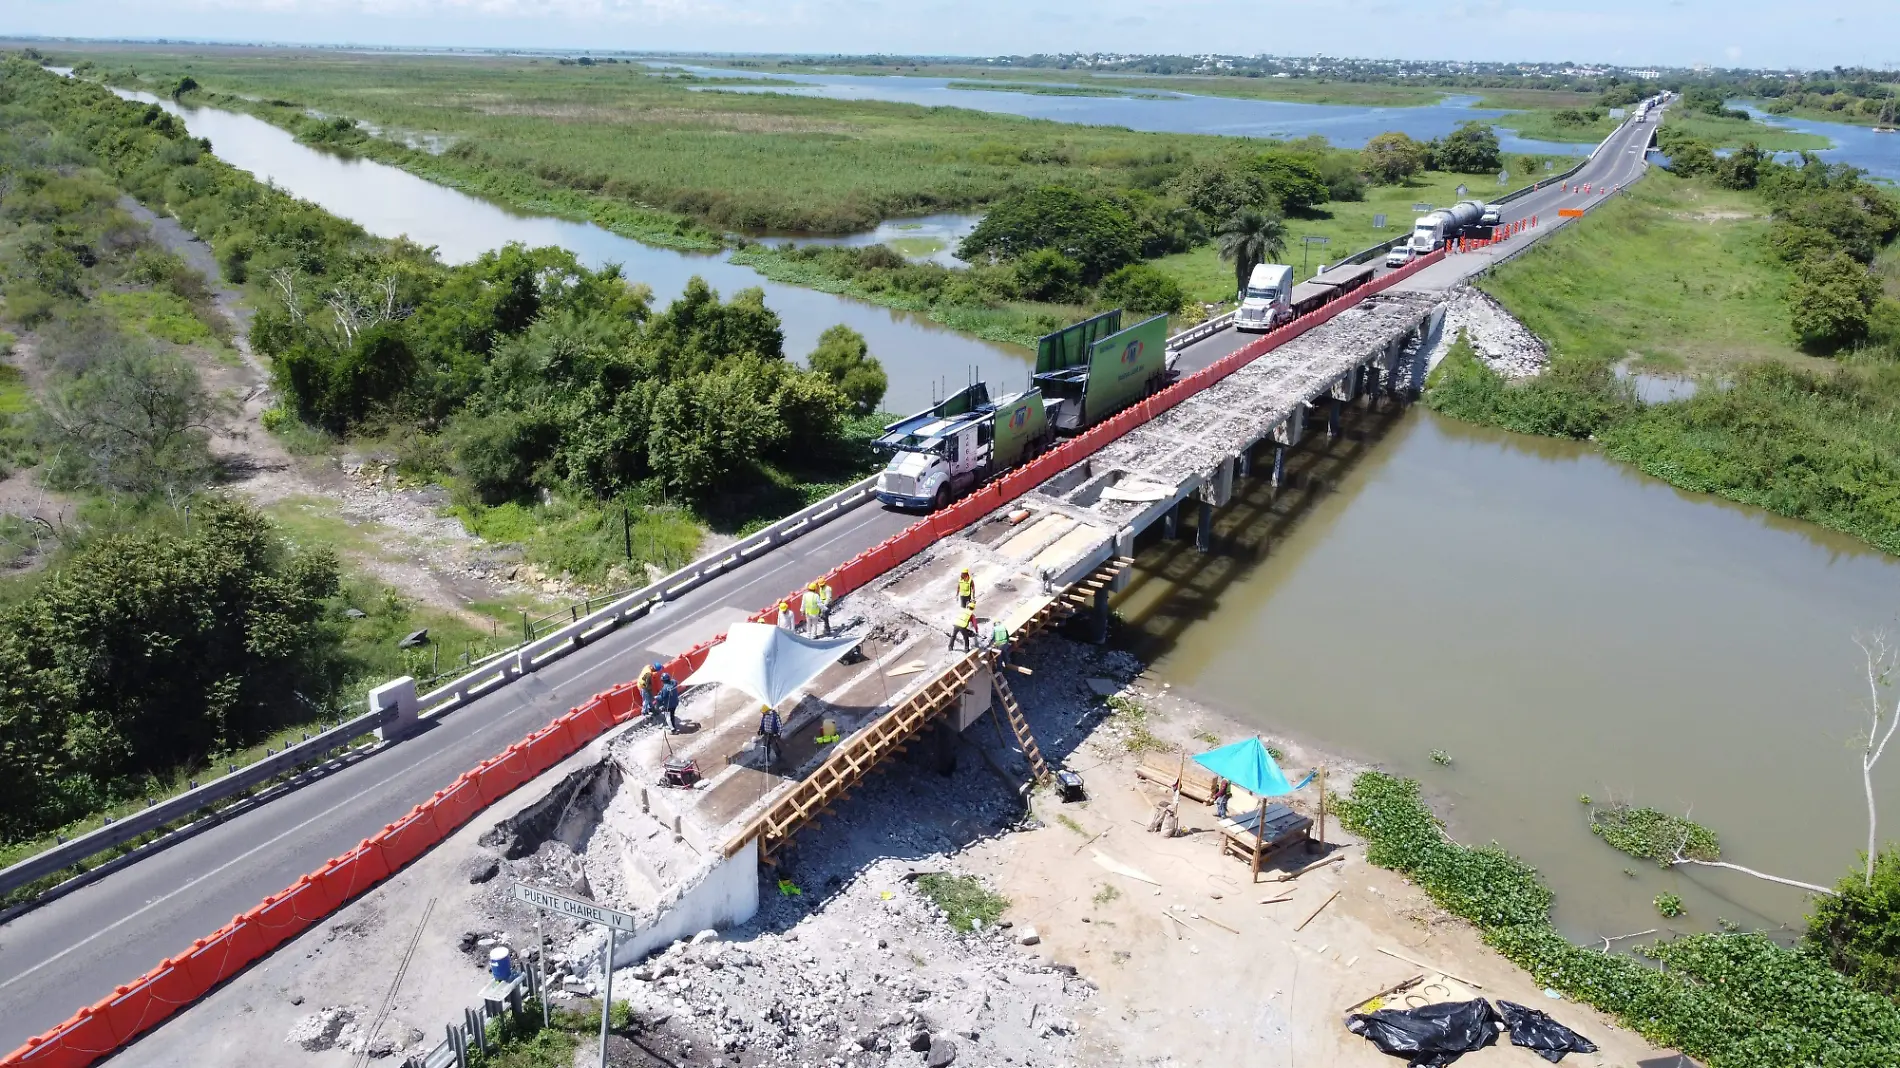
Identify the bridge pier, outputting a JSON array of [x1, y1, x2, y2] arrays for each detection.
[[1238, 447, 1252, 478], [1271, 445, 1286, 489], [1367, 364, 1383, 406], [1328, 397, 1343, 440], [1163, 503, 1180, 539], [1091, 586, 1111, 644], [1196, 500, 1214, 553]]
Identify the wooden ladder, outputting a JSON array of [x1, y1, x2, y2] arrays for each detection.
[[990, 670, 1051, 784], [727, 653, 982, 864]]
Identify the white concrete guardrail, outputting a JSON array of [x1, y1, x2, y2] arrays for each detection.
[[0, 474, 880, 900]]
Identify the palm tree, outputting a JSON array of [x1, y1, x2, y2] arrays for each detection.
[[1216, 208, 1289, 298]]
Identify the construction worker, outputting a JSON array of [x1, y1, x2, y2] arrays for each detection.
[[949, 603, 977, 651], [636, 660, 662, 718], [758, 704, 783, 767], [800, 581, 823, 637], [815, 578, 834, 636], [658, 670, 680, 733], [957, 568, 975, 609], [988, 617, 1012, 669], [776, 599, 795, 633]]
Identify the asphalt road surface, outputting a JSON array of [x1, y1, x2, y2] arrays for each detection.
[[0, 110, 1663, 1055]]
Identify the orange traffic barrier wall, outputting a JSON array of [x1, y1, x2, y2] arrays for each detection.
[[2, 246, 1446, 1068]]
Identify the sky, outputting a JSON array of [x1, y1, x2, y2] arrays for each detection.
[[3, 0, 1897, 72]]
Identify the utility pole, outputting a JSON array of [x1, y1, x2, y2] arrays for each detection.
[[622, 505, 633, 563]]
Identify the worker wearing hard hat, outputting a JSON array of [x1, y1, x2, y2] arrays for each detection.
[[776, 599, 795, 632], [988, 617, 1012, 669], [957, 568, 975, 608], [637, 660, 664, 720], [949, 603, 977, 651], [800, 579, 834, 637], [758, 704, 783, 767]]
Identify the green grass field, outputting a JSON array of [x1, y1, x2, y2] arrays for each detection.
[[59, 46, 1276, 236], [1662, 111, 1832, 152], [1479, 169, 1813, 376]]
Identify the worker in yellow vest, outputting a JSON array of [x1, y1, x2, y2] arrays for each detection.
[[957, 568, 975, 608], [949, 603, 977, 651], [816, 579, 833, 634], [799, 581, 825, 637]]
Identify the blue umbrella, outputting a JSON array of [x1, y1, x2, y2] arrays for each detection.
[[1192, 737, 1314, 798]]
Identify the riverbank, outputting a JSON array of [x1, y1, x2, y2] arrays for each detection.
[[1429, 162, 1900, 555], [107, 631, 1679, 1068]]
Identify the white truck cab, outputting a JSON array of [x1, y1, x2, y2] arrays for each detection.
[[1234, 262, 1296, 332], [875, 415, 988, 510]]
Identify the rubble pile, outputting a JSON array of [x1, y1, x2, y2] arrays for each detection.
[[1433, 286, 1547, 378]]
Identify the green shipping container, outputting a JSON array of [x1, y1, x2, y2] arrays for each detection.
[[988, 389, 1049, 469], [1081, 314, 1170, 426]]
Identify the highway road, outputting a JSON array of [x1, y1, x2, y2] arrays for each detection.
[[0, 109, 1661, 1055]]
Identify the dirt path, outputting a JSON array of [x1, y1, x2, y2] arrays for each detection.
[[119, 196, 547, 623]]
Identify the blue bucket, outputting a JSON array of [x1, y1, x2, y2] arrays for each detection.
[[488, 947, 513, 981]]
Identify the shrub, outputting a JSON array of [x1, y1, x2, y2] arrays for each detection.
[[1430, 121, 1502, 174], [914, 874, 1009, 932], [1360, 132, 1427, 185], [956, 186, 1141, 282], [805, 324, 888, 413], [1012, 248, 1085, 303], [1789, 252, 1882, 351], [1099, 263, 1185, 316], [1807, 847, 1900, 998]]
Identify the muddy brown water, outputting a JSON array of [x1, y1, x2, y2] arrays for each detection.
[[1117, 406, 1900, 941]]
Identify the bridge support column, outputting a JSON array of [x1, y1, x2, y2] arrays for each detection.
[[1328, 397, 1343, 440], [1367, 364, 1383, 406], [1196, 500, 1214, 554], [1272, 445, 1286, 490], [1163, 503, 1179, 539], [1091, 587, 1111, 644], [1238, 447, 1252, 478]]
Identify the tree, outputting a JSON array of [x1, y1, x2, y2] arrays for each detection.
[[1099, 263, 1186, 316], [1431, 121, 1503, 174], [1361, 132, 1428, 185], [0, 499, 341, 840], [956, 186, 1141, 282], [1215, 209, 1288, 298], [1253, 151, 1331, 214], [1854, 634, 1900, 885], [1789, 253, 1881, 351], [1167, 160, 1270, 224], [806, 325, 888, 413], [40, 348, 217, 496]]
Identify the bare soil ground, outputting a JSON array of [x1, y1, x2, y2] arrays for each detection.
[[111, 632, 1678, 1068], [120, 198, 557, 621]]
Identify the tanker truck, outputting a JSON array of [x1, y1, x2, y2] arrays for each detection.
[[1408, 199, 1486, 254], [873, 310, 1174, 510]]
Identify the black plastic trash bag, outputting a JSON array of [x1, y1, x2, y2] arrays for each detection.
[[1345, 998, 1500, 1067], [1497, 1000, 1599, 1063]]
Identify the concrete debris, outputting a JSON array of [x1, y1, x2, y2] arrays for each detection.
[[283, 1005, 364, 1053], [1432, 286, 1547, 378], [1017, 926, 1042, 946]]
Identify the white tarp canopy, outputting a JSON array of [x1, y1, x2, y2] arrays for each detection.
[[678, 621, 862, 708]]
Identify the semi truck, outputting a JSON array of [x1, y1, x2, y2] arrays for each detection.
[[1237, 261, 1379, 332], [873, 383, 1052, 510], [872, 311, 1174, 510], [1235, 263, 1296, 332], [1407, 200, 1486, 254]]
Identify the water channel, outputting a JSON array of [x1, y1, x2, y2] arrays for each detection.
[[108, 85, 1900, 940], [659, 65, 1594, 156], [1732, 103, 1900, 182], [115, 89, 1030, 413], [1118, 407, 1900, 940]]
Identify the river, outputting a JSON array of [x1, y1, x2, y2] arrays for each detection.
[[110, 87, 1900, 940], [112, 89, 1028, 413], [1733, 103, 1900, 182], [1117, 408, 1900, 939], [658, 65, 1593, 156]]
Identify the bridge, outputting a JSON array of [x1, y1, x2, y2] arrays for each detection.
[[0, 112, 1660, 1063]]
